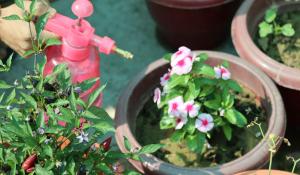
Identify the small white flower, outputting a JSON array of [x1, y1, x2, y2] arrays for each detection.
[[44, 138, 53, 144], [195, 113, 214, 133], [13, 80, 19, 86], [55, 161, 62, 168], [168, 96, 184, 117], [74, 87, 82, 94], [25, 117, 30, 121], [219, 108, 225, 117], [37, 127, 45, 135], [181, 100, 200, 118], [76, 131, 89, 143], [153, 88, 161, 105], [6, 105, 13, 111], [214, 66, 231, 80], [175, 115, 188, 130]]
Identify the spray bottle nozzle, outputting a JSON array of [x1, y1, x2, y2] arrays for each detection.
[[113, 47, 134, 60]]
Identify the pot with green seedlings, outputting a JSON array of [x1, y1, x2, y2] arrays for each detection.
[[231, 0, 300, 127], [115, 47, 286, 175]]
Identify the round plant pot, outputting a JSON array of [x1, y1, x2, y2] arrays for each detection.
[[115, 51, 286, 175], [235, 170, 294, 175], [146, 0, 242, 50], [231, 0, 300, 127]]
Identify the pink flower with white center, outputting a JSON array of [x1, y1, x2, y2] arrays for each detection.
[[195, 113, 214, 133], [181, 100, 200, 118], [153, 88, 161, 105], [168, 96, 184, 117], [160, 71, 171, 86], [175, 115, 188, 130], [214, 66, 231, 80]]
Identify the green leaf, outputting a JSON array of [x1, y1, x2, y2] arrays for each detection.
[[222, 61, 230, 68], [222, 93, 234, 109], [265, 6, 277, 23], [186, 133, 205, 153], [185, 119, 196, 135], [163, 53, 172, 62], [0, 80, 13, 89], [197, 53, 208, 63], [87, 84, 106, 108], [96, 163, 113, 174], [69, 87, 77, 111], [45, 38, 62, 48], [30, 0, 37, 14], [20, 92, 37, 109], [5, 89, 16, 104], [37, 56, 47, 74], [58, 107, 74, 123], [42, 145, 53, 158], [124, 170, 141, 175], [35, 12, 50, 39], [23, 50, 35, 57], [124, 136, 132, 151], [170, 130, 185, 142], [14, 0, 25, 10], [37, 110, 45, 128], [3, 14, 21, 20], [222, 125, 232, 141], [77, 78, 99, 92], [281, 23, 295, 37], [259, 21, 273, 38], [193, 64, 215, 77], [184, 81, 200, 101], [66, 159, 75, 175], [224, 109, 247, 127], [166, 74, 190, 90], [35, 164, 53, 175], [226, 80, 242, 92], [160, 116, 175, 129], [138, 144, 164, 154]]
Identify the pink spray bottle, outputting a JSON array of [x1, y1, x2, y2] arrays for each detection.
[[43, 0, 133, 107]]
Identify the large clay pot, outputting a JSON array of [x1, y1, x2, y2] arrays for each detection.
[[235, 170, 294, 175], [231, 0, 300, 127], [115, 51, 286, 175], [146, 0, 242, 50]]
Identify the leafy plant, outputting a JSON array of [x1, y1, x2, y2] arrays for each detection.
[[0, 57, 162, 175], [153, 47, 247, 153], [259, 6, 295, 38]]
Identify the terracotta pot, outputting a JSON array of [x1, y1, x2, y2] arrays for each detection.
[[231, 0, 300, 127], [115, 51, 286, 175], [235, 170, 294, 175], [146, 0, 242, 50]]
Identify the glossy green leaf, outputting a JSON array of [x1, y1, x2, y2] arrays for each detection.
[[222, 124, 232, 141], [3, 14, 21, 20], [138, 144, 164, 154], [35, 12, 49, 39], [224, 109, 247, 127], [265, 6, 277, 23], [87, 84, 106, 108], [14, 0, 25, 10], [77, 77, 99, 92], [281, 23, 295, 37], [20, 92, 37, 109], [166, 74, 190, 90], [30, 0, 37, 14], [259, 21, 273, 38], [45, 38, 62, 48], [160, 116, 175, 129], [170, 130, 185, 142], [124, 136, 132, 151], [5, 89, 16, 104], [186, 133, 205, 153], [0, 80, 13, 89], [163, 53, 172, 61]]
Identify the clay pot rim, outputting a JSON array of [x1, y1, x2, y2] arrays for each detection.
[[231, 0, 300, 90], [115, 51, 286, 174], [147, 0, 235, 10], [235, 169, 295, 175]]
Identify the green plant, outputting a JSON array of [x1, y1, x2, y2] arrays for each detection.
[[259, 6, 295, 38], [0, 0, 162, 174], [153, 47, 247, 153], [247, 118, 300, 175]]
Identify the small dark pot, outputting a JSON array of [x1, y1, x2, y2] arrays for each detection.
[[231, 0, 300, 127], [115, 51, 286, 175], [146, 0, 242, 50]]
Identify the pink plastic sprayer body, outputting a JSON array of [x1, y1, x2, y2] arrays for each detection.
[[44, 0, 119, 106]]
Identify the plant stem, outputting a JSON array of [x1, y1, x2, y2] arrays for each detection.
[[268, 151, 273, 175], [292, 158, 300, 173], [28, 22, 37, 71]]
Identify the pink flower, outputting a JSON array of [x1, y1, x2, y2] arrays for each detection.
[[181, 100, 200, 118], [195, 113, 214, 133], [160, 71, 171, 86], [153, 88, 161, 105], [214, 66, 231, 80], [170, 46, 194, 75], [175, 115, 188, 130], [168, 96, 184, 117]]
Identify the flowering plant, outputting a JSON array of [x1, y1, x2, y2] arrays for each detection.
[[153, 47, 248, 153], [0, 58, 162, 175]]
